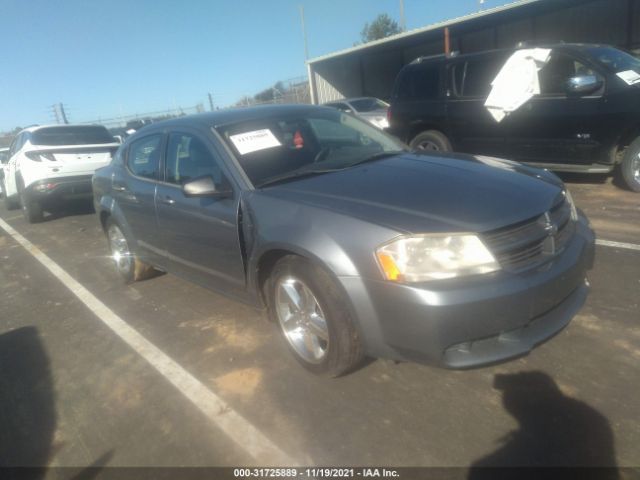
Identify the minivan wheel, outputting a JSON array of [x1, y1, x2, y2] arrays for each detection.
[[410, 130, 452, 152], [266, 255, 364, 377], [621, 137, 640, 192]]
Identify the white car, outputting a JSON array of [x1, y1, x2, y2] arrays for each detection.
[[3, 125, 119, 223], [323, 97, 390, 130], [0, 147, 9, 196]]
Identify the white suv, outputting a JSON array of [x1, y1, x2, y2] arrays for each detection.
[[3, 125, 119, 223]]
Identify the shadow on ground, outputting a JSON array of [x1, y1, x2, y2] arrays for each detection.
[[468, 371, 619, 479], [0, 327, 55, 470], [41, 200, 95, 223], [0, 327, 113, 476]]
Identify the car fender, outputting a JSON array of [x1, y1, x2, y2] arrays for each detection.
[[97, 193, 141, 253]]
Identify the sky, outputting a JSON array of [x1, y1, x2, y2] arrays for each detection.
[[0, 0, 513, 131]]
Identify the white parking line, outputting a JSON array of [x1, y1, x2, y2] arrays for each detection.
[[0, 217, 296, 466], [596, 239, 640, 252]]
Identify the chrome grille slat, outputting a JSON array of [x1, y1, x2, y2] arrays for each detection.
[[481, 198, 575, 272]]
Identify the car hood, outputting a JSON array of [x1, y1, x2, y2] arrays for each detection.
[[258, 153, 565, 234]]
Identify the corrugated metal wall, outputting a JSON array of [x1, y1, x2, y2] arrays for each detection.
[[310, 0, 640, 104]]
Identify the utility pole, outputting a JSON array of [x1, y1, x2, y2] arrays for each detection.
[[58, 103, 69, 124], [208, 93, 214, 111], [478, 0, 485, 11], [299, 5, 309, 61], [399, 0, 406, 32]]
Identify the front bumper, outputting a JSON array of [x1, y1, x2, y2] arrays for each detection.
[[339, 216, 595, 368], [25, 175, 94, 203]]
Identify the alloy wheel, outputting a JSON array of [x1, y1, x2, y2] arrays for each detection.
[[108, 224, 133, 276], [275, 276, 329, 364]]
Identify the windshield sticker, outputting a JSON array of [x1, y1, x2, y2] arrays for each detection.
[[230, 129, 281, 155], [616, 70, 640, 86]]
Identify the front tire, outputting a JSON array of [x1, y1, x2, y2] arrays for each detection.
[[409, 130, 452, 152], [621, 137, 640, 192], [265, 255, 364, 377]]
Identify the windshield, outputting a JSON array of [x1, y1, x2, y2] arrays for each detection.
[[586, 46, 640, 73], [31, 126, 115, 146], [216, 109, 405, 187], [349, 98, 389, 112]]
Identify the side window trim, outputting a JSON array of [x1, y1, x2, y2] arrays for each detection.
[[124, 133, 165, 182]]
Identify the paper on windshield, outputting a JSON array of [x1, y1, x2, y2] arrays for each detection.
[[484, 48, 552, 122], [230, 129, 281, 155], [616, 70, 640, 86]]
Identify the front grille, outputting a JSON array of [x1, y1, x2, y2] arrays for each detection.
[[481, 198, 575, 272]]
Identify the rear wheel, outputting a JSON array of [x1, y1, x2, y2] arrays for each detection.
[[621, 137, 640, 192], [409, 130, 452, 152], [20, 191, 44, 223], [265, 255, 364, 377], [105, 218, 156, 283]]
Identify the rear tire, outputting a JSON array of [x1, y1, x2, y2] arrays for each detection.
[[105, 217, 155, 283], [620, 137, 640, 192], [265, 255, 364, 377], [410, 130, 452, 152], [20, 191, 44, 223]]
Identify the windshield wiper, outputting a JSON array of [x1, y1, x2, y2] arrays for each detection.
[[347, 150, 405, 168], [256, 168, 342, 188]]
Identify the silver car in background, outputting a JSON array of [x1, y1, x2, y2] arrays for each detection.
[[324, 97, 389, 129]]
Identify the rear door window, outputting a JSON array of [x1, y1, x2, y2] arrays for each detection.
[[396, 66, 440, 100], [457, 55, 508, 98], [127, 134, 162, 180]]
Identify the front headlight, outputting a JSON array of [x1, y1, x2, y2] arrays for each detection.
[[375, 234, 500, 283], [564, 189, 578, 221]]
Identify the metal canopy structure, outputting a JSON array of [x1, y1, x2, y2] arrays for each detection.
[[307, 0, 640, 104]]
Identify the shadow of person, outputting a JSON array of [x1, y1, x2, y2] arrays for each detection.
[[468, 371, 619, 480], [0, 327, 55, 472]]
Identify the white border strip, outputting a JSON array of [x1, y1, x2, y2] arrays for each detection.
[[0, 217, 295, 465], [596, 239, 640, 252]]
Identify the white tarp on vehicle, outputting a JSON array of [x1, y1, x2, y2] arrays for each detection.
[[484, 48, 552, 122]]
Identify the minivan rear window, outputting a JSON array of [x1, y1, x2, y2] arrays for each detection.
[[31, 126, 114, 146]]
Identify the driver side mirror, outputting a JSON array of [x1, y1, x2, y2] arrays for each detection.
[[182, 175, 232, 198], [565, 75, 603, 95]]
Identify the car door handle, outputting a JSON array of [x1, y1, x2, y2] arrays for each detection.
[[160, 196, 175, 205], [112, 183, 126, 192]]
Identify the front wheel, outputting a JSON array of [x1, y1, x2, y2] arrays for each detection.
[[620, 138, 640, 192], [409, 130, 452, 152], [266, 255, 364, 377]]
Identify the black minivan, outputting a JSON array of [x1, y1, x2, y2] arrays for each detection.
[[387, 44, 640, 191]]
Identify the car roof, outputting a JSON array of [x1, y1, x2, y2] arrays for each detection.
[[136, 104, 335, 132], [408, 43, 615, 66], [21, 124, 107, 134]]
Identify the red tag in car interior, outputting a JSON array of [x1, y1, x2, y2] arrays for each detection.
[[293, 130, 304, 149]]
